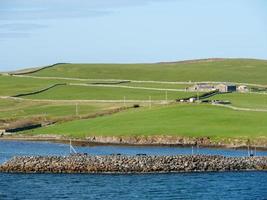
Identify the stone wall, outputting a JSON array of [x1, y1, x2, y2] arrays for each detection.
[[0, 155, 266, 173]]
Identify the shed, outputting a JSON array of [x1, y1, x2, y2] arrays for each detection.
[[237, 85, 249, 93], [0, 129, 6, 136], [215, 83, 236, 93], [189, 97, 197, 103], [188, 83, 215, 92]]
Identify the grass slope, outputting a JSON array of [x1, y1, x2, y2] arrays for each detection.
[[0, 75, 58, 96], [26, 104, 267, 140], [122, 82, 191, 89], [0, 99, 120, 122], [30, 59, 267, 85], [24, 85, 197, 100], [0, 75, 195, 100], [3, 59, 267, 143], [208, 93, 267, 109], [0, 75, 77, 96]]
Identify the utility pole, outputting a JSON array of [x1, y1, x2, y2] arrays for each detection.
[[76, 103, 79, 116], [165, 91, 168, 103], [43, 112, 47, 122], [149, 96, 152, 109]]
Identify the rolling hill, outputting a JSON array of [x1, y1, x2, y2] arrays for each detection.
[[1, 58, 267, 145]]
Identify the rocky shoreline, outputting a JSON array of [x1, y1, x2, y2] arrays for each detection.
[[0, 155, 266, 173]]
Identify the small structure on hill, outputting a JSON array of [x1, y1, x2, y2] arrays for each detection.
[[237, 85, 249, 93], [215, 83, 236, 93], [0, 129, 5, 136], [188, 83, 237, 93], [189, 97, 197, 103], [188, 83, 216, 92]]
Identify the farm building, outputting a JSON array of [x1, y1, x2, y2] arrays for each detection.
[[0, 129, 6, 136], [215, 83, 236, 93], [187, 83, 237, 93], [237, 85, 249, 93], [189, 97, 197, 103], [188, 83, 216, 92]]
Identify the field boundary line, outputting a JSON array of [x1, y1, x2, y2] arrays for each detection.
[[0, 96, 174, 103], [68, 83, 186, 92], [11, 74, 267, 88], [212, 104, 267, 112], [8, 63, 68, 75], [12, 83, 66, 98]]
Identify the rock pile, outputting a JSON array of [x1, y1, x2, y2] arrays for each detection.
[[0, 155, 266, 173]]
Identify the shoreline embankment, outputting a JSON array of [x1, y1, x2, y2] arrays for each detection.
[[1, 135, 267, 151], [0, 155, 266, 173]]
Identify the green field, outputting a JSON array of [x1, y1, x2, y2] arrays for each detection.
[[0, 75, 193, 99], [0, 99, 119, 122], [0, 75, 57, 96], [208, 93, 267, 109], [26, 59, 267, 85], [25, 104, 267, 140], [121, 82, 191, 89], [1, 59, 267, 143], [23, 85, 197, 100], [0, 75, 83, 96]]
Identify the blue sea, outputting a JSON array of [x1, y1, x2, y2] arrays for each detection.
[[0, 140, 267, 200]]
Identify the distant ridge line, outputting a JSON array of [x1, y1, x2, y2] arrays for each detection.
[[156, 58, 267, 65], [9, 63, 69, 75], [157, 58, 226, 64], [6, 58, 267, 75]]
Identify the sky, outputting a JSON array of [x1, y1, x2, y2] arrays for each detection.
[[0, 0, 267, 70]]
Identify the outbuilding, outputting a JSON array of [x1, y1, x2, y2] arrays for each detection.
[[188, 83, 215, 92], [0, 129, 6, 136], [215, 83, 236, 93], [189, 97, 197, 103], [237, 85, 249, 93]]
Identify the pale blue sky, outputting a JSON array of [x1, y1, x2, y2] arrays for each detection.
[[0, 0, 267, 70]]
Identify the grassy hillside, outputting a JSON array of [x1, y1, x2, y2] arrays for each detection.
[[122, 82, 191, 89], [23, 85, 197, 100], [0, 75, 58, 96], [25, 104, 267, 140], [0, 75, 82, 96], [208, 93, 267, 109], [0, 99, 118, 122], [2, 59, 267, 143], [0, 75, 193, 99], [28, 59, 267, 85]]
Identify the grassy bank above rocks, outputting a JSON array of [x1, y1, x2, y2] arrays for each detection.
[[24, 104, 267, 144]]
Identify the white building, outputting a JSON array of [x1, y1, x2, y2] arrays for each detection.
[[237, 85, 249, 93]]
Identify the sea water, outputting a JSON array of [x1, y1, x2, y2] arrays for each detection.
[[0, 141, 267, 199]]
